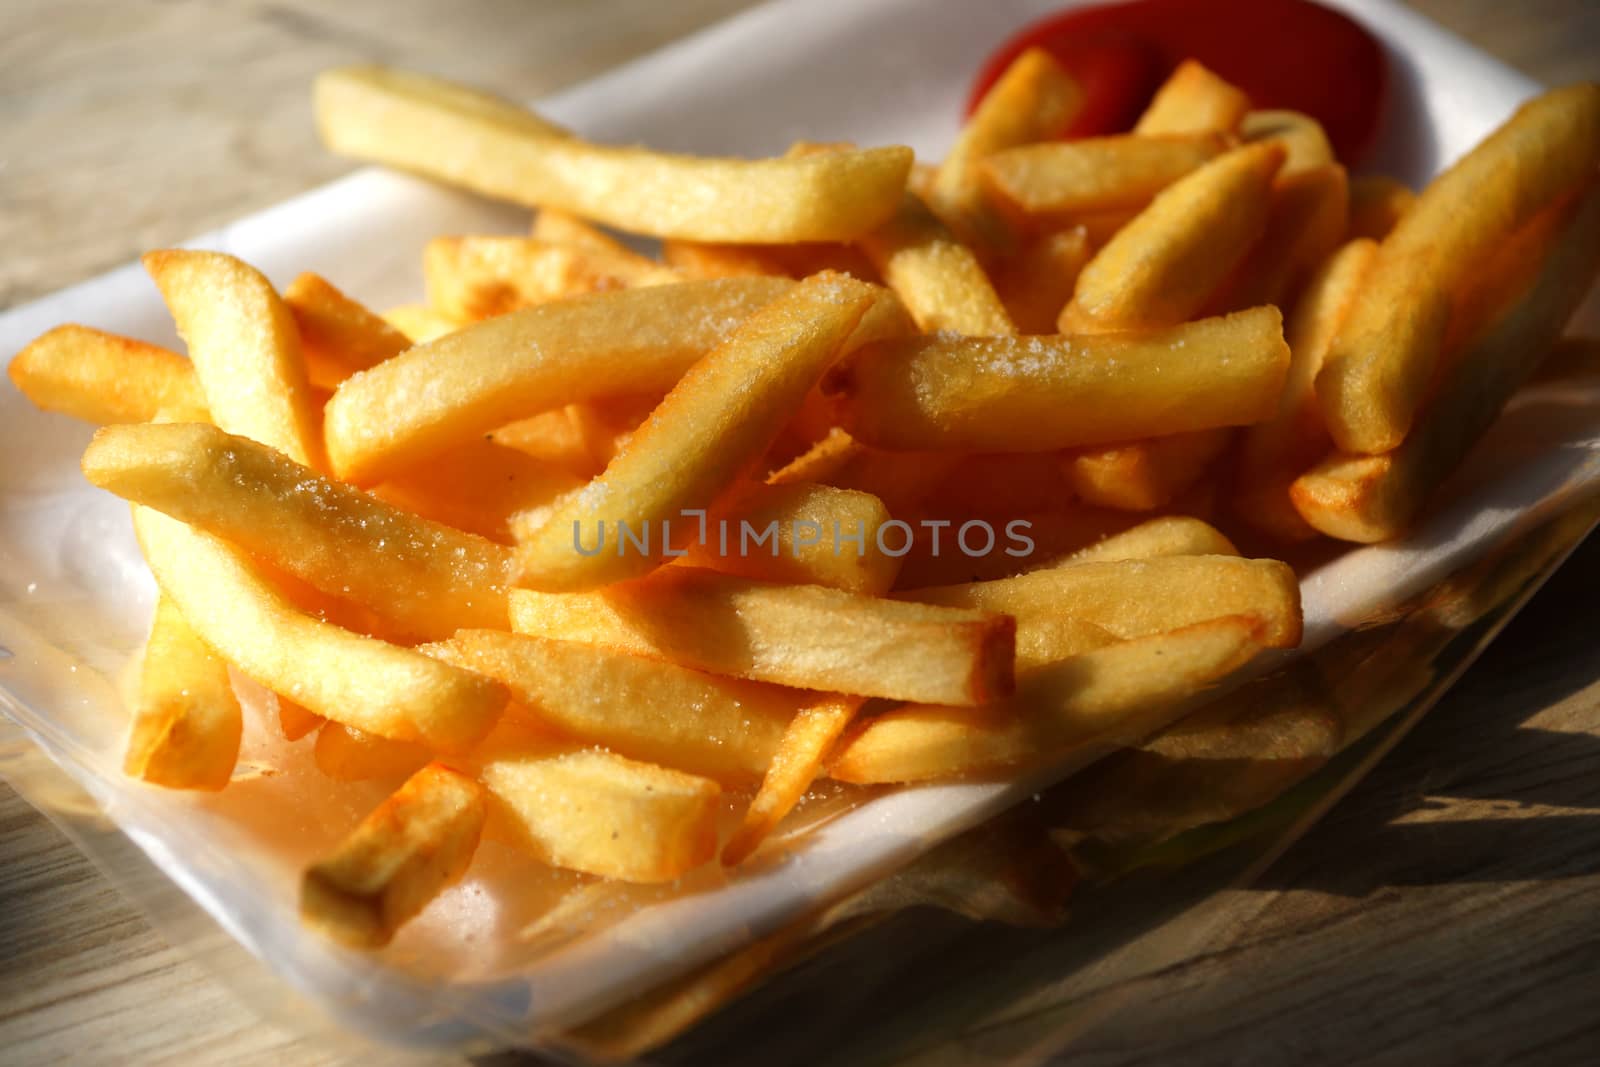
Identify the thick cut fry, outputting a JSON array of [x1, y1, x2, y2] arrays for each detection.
[[530, 207, 636, 256], [1241, 110, 1335, 173], [492, 407, 609, 478], [1235, 238, 1377, 541], [432, 630, 791, 784], [828, 616, 1266, 783], [84, 423, 515, 640], [1346, 174, 1415, 240], [316, 66, 911, 242], [515, 273, 880, 591], [324, 277, 793, 484], [1315, 84, 1600, 454], [1060, 142, 1285, 330], [143, 250, 320, 467], [124, 596, 242, 791], [904, 555, 1300, 668], [1062, 428, 1232, 512], [382, 304, 464, 344], [996, 227, 1092, 334], [859, 193, 1015, 334], [1065, 516, 1238, 562], [826, 306, 1289, 452], [314, 723, 431, 782], [1213, 163, 1349, 312], [981, 134, 1226, 223], [283, 273, 411, 389], [375, 436, 584, 544], [723, 696, 862, 866], [928, 48, 1083, 252], [278, 698, 325, 742], [132, 507, 507, 750], [423, 236, 679, 320], [509, 568, 1015, 706], [1133, 60, 1251, 136], [480, 740, 720, 883], [302, 763, 485, 948], [660, 241, 793, 279], [1295, 182, 1600, 541], [9, 326, 207, 425]]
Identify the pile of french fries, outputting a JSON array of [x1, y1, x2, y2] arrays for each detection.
[[8, 51, 1598, 952]]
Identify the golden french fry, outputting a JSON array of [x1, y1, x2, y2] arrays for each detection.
[[826, 306, 1289, 452], [479, 736, 720, 883], [143, 250, 321, 467], [981, 134, 1226, 223], [382, 304, 464, 344], [1315, 84, 1600, 454], [766, 426, 861, 486], [423, 236, 679, 320], [828, 616, 1267, 783], [660, 240, 794, 279], [301, 763, 485, 948], [283, 272, 411, 390], [1060, 142, 1286, 331], [1213, 163, 1349, 312], [1235, 238, 1377, 541], [132, 506, 507, 750], [1346, 174, 1415, 240], [431, 629, 792, 784], [722, 696, 863, 866], [1074, 207, 1142, 248], [314, 722, 431, 782], [996, 227, 1092, 334], [325, 277, 793, 484], [530, 207, 634, 256], [278, 697, 324, 742], [509, 568, 1015, 706], [1062, 428, 1233, 512], [890, 506, 1137, 588], [903, 554, 1300, 668], [316, 66, 912, 242], [928, 48, 1083, 252], [515, 273, 882, 591], [375, 436, 583, 544], [124, 596, 242, 791], [1241, 110, 1335, 173], [8, 325, 207, 425], [1133, 59, 1250, 136], [1295, 181, 1600, 541], [491, 407, 608, 478], [858, 192, 1015, 334], [1065, 515, 1238, 562], [84, 422, 515, 639]]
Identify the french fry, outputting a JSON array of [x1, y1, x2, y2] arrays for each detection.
[[1235, 238, 1377, 541], [283, 272, 411, 390], [828, 616, 1266, 783], [1062, 428, 1233, 512], [928, 48, 1083, 252], [980, 134, 1227, 223], [1241, 110, 1335, 173], [314, 722, 431, 782], [374, 436, 584, 544], [1294, 181, 1600, 541], [316, 66, 912, 242], [508, 568, 1016, 706], [1346, 174, 1415, 240], [890, 506, 1138, 588], [903, 554, 1301, 668], [131, 506, 507, 750], [826, 306, 1290, 452], [660, 240, 793, 279], [278, 697, 324, 742], [1133, 60, 1251, 136], [301, 763, 485, 948], [84, 422, 516, 639], [143, 250, 321, 467], [1059, 142, 1286, 331], [1315, 84, 1600, 454], [423, 236, 679, 320], [431, 629, 792, 784], [324, 276, 793, 483], [916, 452, 1075, 517], [8, 325, 208, 425], [123, 596, 242, 791], [995, 227, 1092, 334], [1212, 163, 1349, 312], [515, 273, 882, 591], [1075, 207, 1142, 248], [479, 737, 720, 883], [382, 304, 464, 344], [491, 407, 608, 478], [722, 696, 863, 866], [1065, 515, 1238, 562], [858, 192, 1015, 334], [766, 426, 861, 486], [530, 207, 636, 256]]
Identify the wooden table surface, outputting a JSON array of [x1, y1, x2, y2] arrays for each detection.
[[2, 1, 1598, 1063]]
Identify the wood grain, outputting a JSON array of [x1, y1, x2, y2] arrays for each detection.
[[1, 1, 1598, 1064]]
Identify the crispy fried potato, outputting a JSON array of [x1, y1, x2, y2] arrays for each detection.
[[124, 596, 242, 791], [530, 207, 636, 256], [375, 436, 584, 544], [8, 326, 207, 425], [1346, 174, 1415, 240], [1315, 84, 1600, 454], [859, 192, 1014, 334], [423, 236, 679, 320], [430, 630, 792, 785], [509, 568, 1015, 706], [302, 763, 485, 948], [515, 273, 883, 591], [1133, 60, 1250, 136], [283, 272, 411, 389], [325, 277, 793, 483], [981, 134, 1226, 223], [1065, 515, 1238, 562], [143, 250, 321, 467], [1060, 142, 1285, 331], [995, 227, 1092, 334], [132, 506, 506, 750], [660, 241, 791, 279], [316, 66, 912, 242], [890, 506, 1138, 588], [314, 722, 431, 782], [382, 304, 465, 344], [1213, 163, 1349, 312], [829, 616, 1266, 783], [826, 306, 1289, 452], [84, 422, 515, 639], [277, 698, 324, 742], [1062, 428, 1233, 512], [1241, 110, 1335, 173]]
